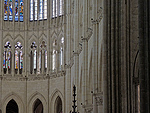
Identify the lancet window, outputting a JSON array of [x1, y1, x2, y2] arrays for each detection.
[[39, 41, 47, 73], [59, 37, 64, 70], [30, 0, 47, 21], [3, 41, 11, 74], [4, 0, 24, 21], [52, 0, 64, 18], [52, 40, 57, 71], [15, 42, 23, 74], [30, 42, 37, 74]]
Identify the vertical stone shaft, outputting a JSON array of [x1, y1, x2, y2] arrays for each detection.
[[138, 0, 150, 112], [82, 0, 88, 108], [103, 0, 108, 112], [42, 49, 45, 74], [82, 38, 88, 107], [110, 0, 116, 112], [73, 1, 79, 112], [73, 0, 79, 84], [92, 0, 98, 113], [65, 0, 71, 112], [120, 0, 127, 112]]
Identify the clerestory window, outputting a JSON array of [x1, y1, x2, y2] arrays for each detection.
[[30, 0, 47, 21], [4, 0, 24, 21], [52, 0, 64, 18]]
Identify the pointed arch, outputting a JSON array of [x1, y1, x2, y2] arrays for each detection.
[[6, 99, 19, 113], [50, 89, 64, 113], [33, 99, 43, 113], [28, 92, 47, 113], [3, 34, 13, 45], [39, 34, 47, 44], [58, 31, 64, 40], [54, 96, 62, 113], [28, 35, 38, 52], [14, 34, 24, 45], [2, 92, 24, 113], [51, 32, 58, 42]]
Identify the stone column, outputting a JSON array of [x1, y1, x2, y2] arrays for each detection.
[[73, 0, 80, 112], [65, 0, 72, 112], [81, 37, 88, 110], [82, 0, 88, 111], [12, 49, 14, 76]]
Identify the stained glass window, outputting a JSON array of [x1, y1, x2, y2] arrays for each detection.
[[56, 0, 57, 16], [6, 52, 11, 68], [30, 0, 47, 21], [39, 51, 41, 70], [15, 50, 18, 69], [20, 0, 23, 21], [15, 0, 18, 21], [4, 0, 8, 20], [44, 0, 47, 19], [52, 0, 55, 18], [30, 0, 33, 20], [59, 0, 63, 16], [60, 37, 64, 69], [52, 0, 63, 18], [39, 0, 43, 20], [9, 0, 13, 21], [45, 50, 47, 68], [20, 51, 23, 69], [3, 51, 6, 68], [34, 50, 37, 69], [3, 41, 11, 73], [35, 0, 38, 20], [15, 42, 23, 74], [52, 50, 56, 70]]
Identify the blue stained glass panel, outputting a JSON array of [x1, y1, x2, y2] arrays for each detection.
[[3, 52, 6, 68], [9, 0, 13, 21], [4, 0, 8, 20], [20, 0, 23, 21], [20, 51, 23, 69], [15, 0, 18, 21]]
